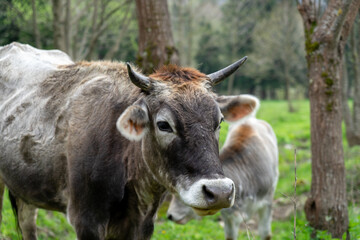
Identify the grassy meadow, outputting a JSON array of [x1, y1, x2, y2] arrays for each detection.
[[0, 100, 359, 240]]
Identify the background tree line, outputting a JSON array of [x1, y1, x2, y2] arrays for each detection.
[[0, 0, 308, 100], [2, 0, 357, 107]]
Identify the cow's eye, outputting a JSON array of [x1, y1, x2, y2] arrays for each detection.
[[157, 121, 173, 133], [218, 117, 224, 130]]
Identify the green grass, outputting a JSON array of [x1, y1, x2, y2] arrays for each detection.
[[1, 100, 359, 239]]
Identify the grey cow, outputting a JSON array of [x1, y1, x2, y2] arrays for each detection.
[[0, 43, 250, 239], [167, 95, 278, 240]]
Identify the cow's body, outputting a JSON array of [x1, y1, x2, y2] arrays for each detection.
[[0, 43, 247, 239], [167, 95, 278, 240]]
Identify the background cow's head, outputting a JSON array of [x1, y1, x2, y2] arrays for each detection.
[[116, 58, 247, 215]]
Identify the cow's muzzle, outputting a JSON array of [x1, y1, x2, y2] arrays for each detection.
[[178, 178, 235, 215]]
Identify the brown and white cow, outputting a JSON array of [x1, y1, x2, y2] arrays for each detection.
[[0, 43, 249, 240], [167, 95, 279, 240]]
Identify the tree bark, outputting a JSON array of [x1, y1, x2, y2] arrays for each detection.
[[284, 61, 294, 112], [342, 56, 355, 144], [52, 0, 66, 51], [135, 0, 179, 73], [31, 0, 41, 48], [298, 0, 360, 237], [348, 21, 360, 146], [227, 25, 237, 95], [283, 2, 294, 112], [342, 24, 360, 147], [65, 0, 71, 55]]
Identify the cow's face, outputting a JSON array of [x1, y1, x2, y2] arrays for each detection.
[[117, 58, 247, 215], [166, 94, 260, 221]]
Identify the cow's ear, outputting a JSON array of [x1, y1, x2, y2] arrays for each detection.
[[216, 94, 259, 122], [116, 103, 149, 141]]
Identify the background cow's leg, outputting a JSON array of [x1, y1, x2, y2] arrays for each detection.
[[221, 209, 242, 240], [0, 178, 5, 226], [258, 202, 272, 240], [16, 198, 38, 240]]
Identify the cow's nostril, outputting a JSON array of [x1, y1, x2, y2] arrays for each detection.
[[167, 214, 173, 221], [202, 185, 216, 204]]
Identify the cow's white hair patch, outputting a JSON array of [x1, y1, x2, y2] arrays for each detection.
[[176, 177, 235, 209]]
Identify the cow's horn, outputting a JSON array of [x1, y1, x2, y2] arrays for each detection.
[[207, 56, 248, 86], [127, 63, 152, 91]]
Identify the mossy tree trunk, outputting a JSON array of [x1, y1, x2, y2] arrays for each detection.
[[135, 0, 179, 74], [297, 0, 360, 238]]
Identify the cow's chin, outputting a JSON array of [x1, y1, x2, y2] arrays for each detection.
[[191, 207, 220, 216]]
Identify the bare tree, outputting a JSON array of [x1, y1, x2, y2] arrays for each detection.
[[135, 0, 179, 73], [51, 0, 132, 60], [342, 17, 360, 147], [52, 0, 66, 51], [169, 0, 195, 66], [297, 0, 360, 237], [31, 0, 41, 48], [249, 1, 305, 109], [104, 5, 133, 60]]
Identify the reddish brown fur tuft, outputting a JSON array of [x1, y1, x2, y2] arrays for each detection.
[[220, 124, 256, 161], [225, 104, 255, 122], [228, 124, 255, 151], [149, 65, 207, 84]]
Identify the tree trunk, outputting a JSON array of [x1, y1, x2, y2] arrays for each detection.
[[304, 41, 348, 237], [342, 56, 356, 145], [186, 1, 193, 67], [65, 0, 71, 55], [135, 0, 179, 73], [284, 61, 294, 112], [227, 28, 236, 95], [298, 0, 360, 237], [104, 8, 132, 60], [342, 25, 360, 146], [227, 75, 235, 95], [31, 0, 41, 48], [283, 1, 294, 112], [348, 22, 360, 145], [52, 0, 66, 51]]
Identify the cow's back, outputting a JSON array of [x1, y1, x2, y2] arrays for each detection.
[[220, 117, 278, 205]]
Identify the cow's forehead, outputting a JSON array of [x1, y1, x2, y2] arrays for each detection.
[[148, 92, 221, 133], [149, 65, 212, 95]]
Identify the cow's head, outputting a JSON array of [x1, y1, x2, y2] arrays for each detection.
[[116, 57, 247, 215], [166, 94, 260, 221]]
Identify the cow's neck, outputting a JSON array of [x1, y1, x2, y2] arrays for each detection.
[[107, 145, 166, 239], [123, 140, 167, 213]]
